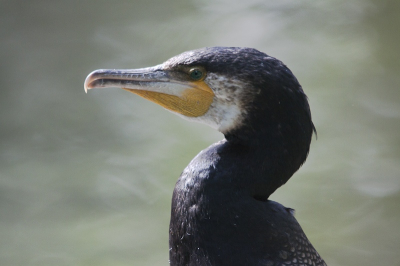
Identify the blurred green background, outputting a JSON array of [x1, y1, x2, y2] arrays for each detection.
[[1, 0, 400, 265]]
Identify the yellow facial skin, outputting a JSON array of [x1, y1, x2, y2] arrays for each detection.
[[124, 80, 214, 117]]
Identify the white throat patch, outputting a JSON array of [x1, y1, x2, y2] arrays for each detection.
[[178, 73, 249, 134]]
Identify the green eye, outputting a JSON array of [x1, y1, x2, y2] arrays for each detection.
[[189, 68, 204, 81]]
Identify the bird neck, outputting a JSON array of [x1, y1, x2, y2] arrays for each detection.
[[169, 128, 312, 264], [222, 112, 313, 198], [169, 106, 314, 264]]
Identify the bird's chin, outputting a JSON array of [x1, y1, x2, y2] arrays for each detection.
[[175, 103, 243, 135]]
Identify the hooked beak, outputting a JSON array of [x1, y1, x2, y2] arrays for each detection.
[[84, 66, 214, 117]]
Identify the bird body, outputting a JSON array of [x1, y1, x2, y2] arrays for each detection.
[[85, 47, 326, 266], [170, 139, 325, 265]]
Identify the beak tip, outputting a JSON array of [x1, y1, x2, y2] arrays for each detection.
[[84, 72, 95, 93]]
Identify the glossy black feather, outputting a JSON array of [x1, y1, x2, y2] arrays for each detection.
[[167, 47, 325, 265]]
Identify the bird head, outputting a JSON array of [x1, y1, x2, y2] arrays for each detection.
[[85, 47, 314, 144]]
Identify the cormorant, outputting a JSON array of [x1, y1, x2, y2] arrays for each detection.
[[84, 47, 326, 266]]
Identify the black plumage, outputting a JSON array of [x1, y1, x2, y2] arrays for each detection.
[[85, 47, 326, 266], [167, 48, 323, 266]]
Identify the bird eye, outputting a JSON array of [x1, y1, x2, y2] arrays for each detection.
[[189, 68, 204, 81]]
